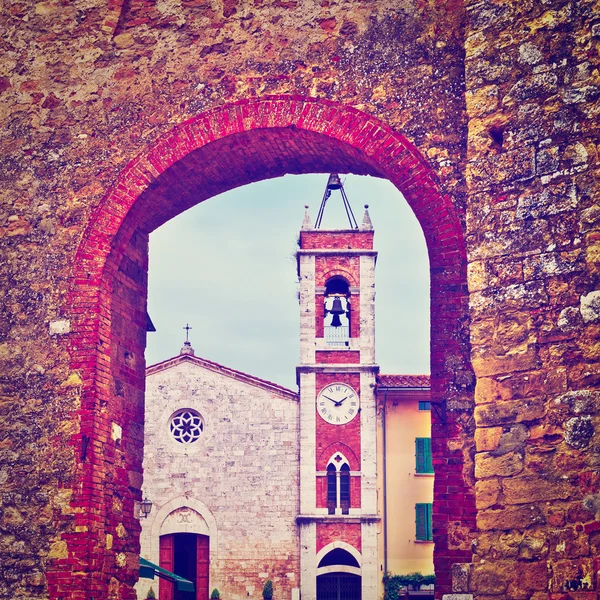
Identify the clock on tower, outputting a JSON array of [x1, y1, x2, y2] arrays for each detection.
[[296, 175, 379, 600], [316, 382, 359, 425]]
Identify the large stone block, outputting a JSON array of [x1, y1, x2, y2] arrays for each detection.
[[475, 450, 524, 478], [475, 369, 567, 404], [474, 398, 546, 427], [503, 476, 573, 505], [473, 559, 548, 598], [474, 426, 502, 451], [477, 504, 546, 532], [474, 478, 501, 510], [471, 345, 542, 378]]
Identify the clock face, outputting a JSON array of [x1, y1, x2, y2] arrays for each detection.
[[317, 383, 359, 425]]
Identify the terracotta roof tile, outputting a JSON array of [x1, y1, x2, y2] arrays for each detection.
[[377, 374, 430, 388]]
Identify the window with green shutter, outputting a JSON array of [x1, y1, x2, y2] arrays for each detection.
[[415, 503, 433, 541], [415, 437, 433, 474], [418, 400, 430, 410]]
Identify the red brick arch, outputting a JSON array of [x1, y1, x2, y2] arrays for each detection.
[[317, 442, 360, 471], [62, 95, 473, 599], [321, 269, 358, 287]]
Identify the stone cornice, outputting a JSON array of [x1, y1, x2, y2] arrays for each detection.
[[297, 249, 378, 256], [296, 364, 379, 373], [296, 514, 380, 524]]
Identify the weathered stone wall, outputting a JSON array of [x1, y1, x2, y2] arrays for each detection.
[[464, 0, 600, 598], [0, 0, 597, 599], [139, 356, 299, 600]]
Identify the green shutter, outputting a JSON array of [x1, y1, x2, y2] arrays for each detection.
[[415, 503, 433, 541], [415, 438, 433, 474]]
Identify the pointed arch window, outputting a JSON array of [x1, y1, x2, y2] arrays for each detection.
[[324, 278, 350, 347], [326, 464, 337, 514], [326, 453, 351, 515], [340, 463, 350, 513]]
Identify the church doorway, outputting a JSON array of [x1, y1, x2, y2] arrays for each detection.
[[316, 574, 361, 600], [159, 533, 209, 600]]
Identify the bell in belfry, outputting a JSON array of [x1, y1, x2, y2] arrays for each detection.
[[329, 296, 345, 327]]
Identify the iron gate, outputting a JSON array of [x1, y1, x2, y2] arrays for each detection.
[[317, 573, 361, 600]]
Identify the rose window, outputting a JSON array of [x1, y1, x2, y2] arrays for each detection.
[[169, 409, 204, 444]]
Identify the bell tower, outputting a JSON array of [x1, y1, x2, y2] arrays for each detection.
[[297, 175, 379, 600]]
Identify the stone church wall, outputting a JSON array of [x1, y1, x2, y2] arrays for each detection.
[[139, 358, 299, 600]]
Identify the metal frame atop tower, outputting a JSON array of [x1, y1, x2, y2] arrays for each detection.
[[314, 173, 359, 230]]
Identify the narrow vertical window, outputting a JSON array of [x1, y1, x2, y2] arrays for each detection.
[[415, 437, 433, 474], [340, 463, 350, 515], [326, 463, 336, 515], [415, 503, 433, 541]]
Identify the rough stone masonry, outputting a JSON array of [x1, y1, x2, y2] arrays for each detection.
[[0, 1, 598, 599]]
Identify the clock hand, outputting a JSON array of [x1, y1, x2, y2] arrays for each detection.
[[322, 395, 338, 405], [335, 396, 349, 406]]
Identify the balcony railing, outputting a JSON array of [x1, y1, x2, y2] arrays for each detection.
[[325, 326, 350, 347]]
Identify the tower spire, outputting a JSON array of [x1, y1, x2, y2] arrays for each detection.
[[301, 205, 312, 230], [361, 204, 373, 230]]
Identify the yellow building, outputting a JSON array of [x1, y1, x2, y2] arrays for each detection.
[[377, 375, 434, 584]]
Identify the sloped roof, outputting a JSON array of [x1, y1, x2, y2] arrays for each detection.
[[146, 354, 298, 400], [377, 374, 430, 388]]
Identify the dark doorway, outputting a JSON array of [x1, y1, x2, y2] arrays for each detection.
[[174, 533, 197, 600], [317, 573, 361, 600], [160, 533, 210, 600]]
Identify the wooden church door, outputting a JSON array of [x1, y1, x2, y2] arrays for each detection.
[[159, 534, 175, 600], [196, 535, 210, 600], [160, 533, 210, 600]]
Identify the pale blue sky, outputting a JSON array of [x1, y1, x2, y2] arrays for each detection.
[[146, 174, 429, 390]]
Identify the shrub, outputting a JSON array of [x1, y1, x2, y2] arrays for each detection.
[[262, 579, 273, 600], [383, 572, 435, 598], [146, 587, 156, 599], [210, 589, 221, 599]]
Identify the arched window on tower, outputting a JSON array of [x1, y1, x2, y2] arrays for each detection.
[[324, 278, 350, 347], [340, 463, 350, 514], [326, 463, 337, 515], [326, 454, 351, 515]]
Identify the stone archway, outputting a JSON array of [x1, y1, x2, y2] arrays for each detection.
[[55, 95, 474, 599]]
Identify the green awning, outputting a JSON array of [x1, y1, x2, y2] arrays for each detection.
[[139, 557, 195, 592]]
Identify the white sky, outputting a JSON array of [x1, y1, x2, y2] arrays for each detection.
[[146, 174, 430, 390]]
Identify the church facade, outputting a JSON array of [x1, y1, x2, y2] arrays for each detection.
[[137, 204, 433, 600]]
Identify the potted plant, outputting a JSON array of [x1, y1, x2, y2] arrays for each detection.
[[210, 589, 221, 599], [146, 587, 156, 599], [262, 579, 273, 600]]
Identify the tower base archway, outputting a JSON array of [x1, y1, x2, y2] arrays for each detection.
[[317, 573, 361, 600]]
